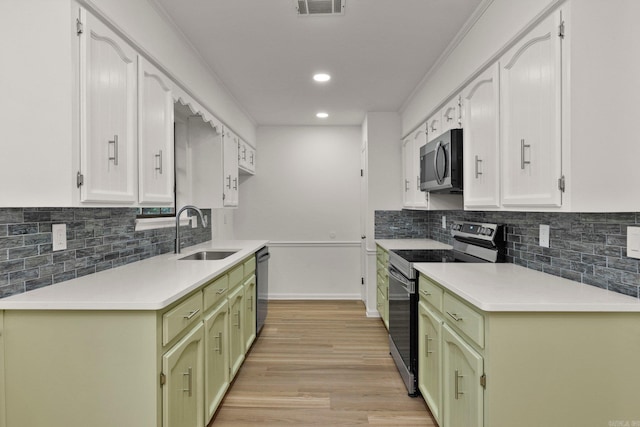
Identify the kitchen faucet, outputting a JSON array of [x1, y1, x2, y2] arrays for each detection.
[[175, 205, 208, 254]]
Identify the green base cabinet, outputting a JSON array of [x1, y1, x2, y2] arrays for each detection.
[[418, 273, 640, 427], [0, 254, 261, 427]]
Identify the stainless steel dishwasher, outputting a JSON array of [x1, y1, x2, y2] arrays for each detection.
[[256, 246, 270, 335]]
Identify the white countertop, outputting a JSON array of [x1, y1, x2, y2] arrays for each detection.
[[415, 263, 640, 312], [375, 239, 452, 251], [0, 240, 268, 311]]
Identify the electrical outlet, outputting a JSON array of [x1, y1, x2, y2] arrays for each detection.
[[539, 224, 550, 248], [52, 224, 67, 251], [627, 226, 640, 259], [442, 216, 447, 229]]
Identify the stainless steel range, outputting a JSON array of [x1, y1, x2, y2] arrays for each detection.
[[387, 220, 506, 396]]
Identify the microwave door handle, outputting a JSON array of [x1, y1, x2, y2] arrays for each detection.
[[434, 141, 446, 185]]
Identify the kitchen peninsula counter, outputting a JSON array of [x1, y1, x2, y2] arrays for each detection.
[[415, 262, 640, 312], [0, 240, 268, 310]]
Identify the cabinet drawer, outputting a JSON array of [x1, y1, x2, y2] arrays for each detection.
[[162, 292, 203, 345], [203, 274, 229, 312], [243, 256, 256, 275], [419, 275, 444, 312], [228, 264, 244, 289], [443, 293, 484, 348]]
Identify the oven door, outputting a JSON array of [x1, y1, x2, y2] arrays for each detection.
[[388, 265, 418, 396]]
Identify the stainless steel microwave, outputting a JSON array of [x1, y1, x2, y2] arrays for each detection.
[[419, 128, 463, 193]]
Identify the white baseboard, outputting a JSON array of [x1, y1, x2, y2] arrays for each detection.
[[268, 293, 362, 300], [366, 310, 382, 318]]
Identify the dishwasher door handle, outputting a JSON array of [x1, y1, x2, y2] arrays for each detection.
[[257, 252, 270, 262]]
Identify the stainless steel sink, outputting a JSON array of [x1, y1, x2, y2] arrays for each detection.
[[178, 250, 238, 261]]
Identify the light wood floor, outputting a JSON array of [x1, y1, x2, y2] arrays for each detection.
[[209, 300, 436, 426]]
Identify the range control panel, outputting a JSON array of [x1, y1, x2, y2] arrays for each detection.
[[451, 221, 503, 243]]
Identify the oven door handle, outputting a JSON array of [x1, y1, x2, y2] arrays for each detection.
[[388, 266, 412, 289]]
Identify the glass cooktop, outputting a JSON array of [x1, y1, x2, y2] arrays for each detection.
[[390, 249, 461, 263]]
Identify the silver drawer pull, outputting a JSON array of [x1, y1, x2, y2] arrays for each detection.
[[216, 288, 226, 295], [183, 309, 200, 320], [447, 311, 463, 322], [420, 290, 432, 297]]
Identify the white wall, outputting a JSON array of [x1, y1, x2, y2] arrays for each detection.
[[362, 113, 403, 315], [234, 126, 362, 299], [401, 0, 559, 135]]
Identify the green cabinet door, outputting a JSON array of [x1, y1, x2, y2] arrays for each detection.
[[243, 274, 257, 351], [228, 284, 245, 378], [162, 322, 204, 427], [204, 301, 229, 422], [418, 301, 443, 425], [443, 324, 484, 427]]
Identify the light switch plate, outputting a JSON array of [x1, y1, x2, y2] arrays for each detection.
[[52, 224, 67, 251], [442, 215, 446, 229], [539, 224, 550, 248], [627, 226, 640, 259]]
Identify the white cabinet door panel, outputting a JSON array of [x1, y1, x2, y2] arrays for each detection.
[[500, 12, 562, 207], [463, 64, 500, 209], [138, 57, 174, 205], [79, 11, 137, 203]]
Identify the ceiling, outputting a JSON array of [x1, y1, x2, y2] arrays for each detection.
[[151, 0, 484, 126]]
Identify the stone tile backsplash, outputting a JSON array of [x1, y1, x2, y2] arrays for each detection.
[[0, 208, 211, 298], [375, 209, 640, 299]]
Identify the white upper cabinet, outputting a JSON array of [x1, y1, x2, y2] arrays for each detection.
[[138, 57, 174, 205], [499, 11, 563, 208], [426, 111, 442, 142], [462, 64, 500, 209], [402, 124, 428, 209], [440, 96, 462, 133], [222, 128, 239, 208], [79, 10, 137, 203], [238, 139, 256, 175]]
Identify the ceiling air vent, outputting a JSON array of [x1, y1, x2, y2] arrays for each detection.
[[296, 0, 345, 16]]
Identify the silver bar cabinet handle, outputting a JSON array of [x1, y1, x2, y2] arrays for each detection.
[[520, 138, 531, 169], [183, 309, 200, 320], [405, 179, 410, 192], [155, 150, 163, 174], [454, 370, 464, 399], [183, 367, 193, 396], [425, 334, 433, 356], [108, 135, 119, 166], [447, 311, 463, 322], [215, 332, 223, 354], [226, 175, 231, 189], [475, 155, 482, 178]]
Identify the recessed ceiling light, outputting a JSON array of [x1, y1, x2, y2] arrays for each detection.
[[316, 112, 329, 119], [313, 73, 331, 83]]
